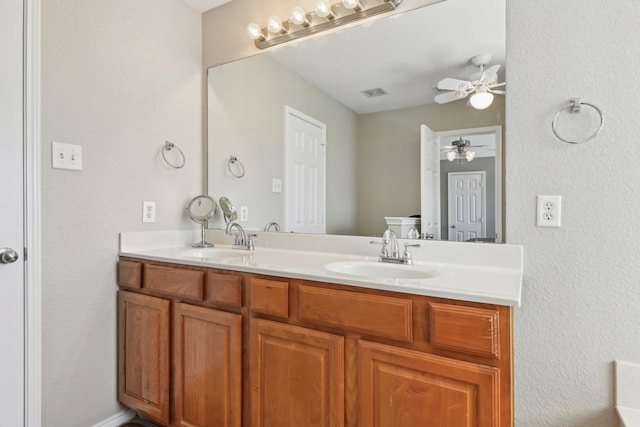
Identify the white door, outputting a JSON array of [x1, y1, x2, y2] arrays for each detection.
[[0, 0, 26, 425], [420, 125, 440, 239], [448, 172, 486, 242], [284, 106, 327, 234]]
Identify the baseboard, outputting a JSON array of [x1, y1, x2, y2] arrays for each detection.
[[90, 409, 135, 427]]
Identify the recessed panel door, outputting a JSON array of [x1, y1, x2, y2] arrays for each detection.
[[448, 172, 486, 241], [284, 106, 327, 234]]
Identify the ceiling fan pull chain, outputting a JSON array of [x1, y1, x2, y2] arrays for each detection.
[[551, 98, 604, 144]]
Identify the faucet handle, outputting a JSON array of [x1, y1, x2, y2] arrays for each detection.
[[247, 233, 257, 250], [402, 243, 420, 264], [370, 240, 389, 257]]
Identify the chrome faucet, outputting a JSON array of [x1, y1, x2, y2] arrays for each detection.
[[225, 222, 254, 250], [264, 222, 280, 232], [371, 228, 420, 265]]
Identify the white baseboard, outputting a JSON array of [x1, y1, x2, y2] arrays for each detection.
[[90, 409, 135, 427]]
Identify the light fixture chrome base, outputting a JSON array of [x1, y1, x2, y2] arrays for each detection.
[[254, 0, 403, 50]]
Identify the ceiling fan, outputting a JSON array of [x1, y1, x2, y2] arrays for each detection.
[[434, 54, 506, 109], [440, 137, 492, 162]]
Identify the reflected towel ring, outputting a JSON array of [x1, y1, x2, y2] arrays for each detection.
[[551, 98, 604, 144], [162, 141, 185, 168], [228, 155, 245, 178]]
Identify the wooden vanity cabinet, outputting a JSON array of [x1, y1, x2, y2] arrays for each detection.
[[118, 260, 243, 427], [118, 259, 513, 427], [248, 276, 512, 427]]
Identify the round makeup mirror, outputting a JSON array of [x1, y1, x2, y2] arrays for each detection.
[[219, 196, 238, 223], [186, 195, 218, 247]]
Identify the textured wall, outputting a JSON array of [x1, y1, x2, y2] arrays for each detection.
[[40, 0, 202, 425], [508, 0, 640, 426]]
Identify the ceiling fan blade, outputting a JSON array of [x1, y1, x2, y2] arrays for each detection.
[[489, 82, 506, 88], [436, 78, 472, 91], [480, 64, 500, 84], [440, 146, 456, 151], [434, 91, 466, 104], [489, 89, 506, 95]]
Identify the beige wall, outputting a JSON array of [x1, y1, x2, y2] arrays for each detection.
[[207, 54, 358, 234], [41, 0, 202, 425], [356, 98, 504, 237]]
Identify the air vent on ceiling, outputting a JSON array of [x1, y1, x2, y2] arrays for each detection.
[[360, 88, 387, 98]]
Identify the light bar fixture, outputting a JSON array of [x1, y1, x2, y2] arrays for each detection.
[[247, 0, 403, 50]]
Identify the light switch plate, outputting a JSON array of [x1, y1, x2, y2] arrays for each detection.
[[52, 141, 83, 171], [272, 178, 282, 193]]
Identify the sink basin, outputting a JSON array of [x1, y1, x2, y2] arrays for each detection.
[[324, 261, 437, 280], [179, 248, 245, 259]]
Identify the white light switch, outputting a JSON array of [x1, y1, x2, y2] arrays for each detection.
[[272, 178, 282, 193], [52, 141, 83, 171]]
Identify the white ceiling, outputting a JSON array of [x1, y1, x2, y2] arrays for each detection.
[[267, 0, 505, 114], [181, 0, 232, 13]]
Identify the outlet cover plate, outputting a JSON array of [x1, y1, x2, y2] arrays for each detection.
[[536, 195, 562, 227]]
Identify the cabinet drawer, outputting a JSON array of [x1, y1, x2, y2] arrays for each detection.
[[118, 260, 142, 289], [249, 278, 289, 318], [428, 303, 500, 358], [143, 264, 204, 300], [205, 271, 243, 308], [298, 284, 413, 342]]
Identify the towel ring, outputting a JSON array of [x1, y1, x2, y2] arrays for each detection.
[[551, 98, 604, 144], [227, 155, 245, 178], [162, 141, 185, 168]]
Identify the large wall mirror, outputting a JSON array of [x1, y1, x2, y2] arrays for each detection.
[[207, 0, 505, 241]]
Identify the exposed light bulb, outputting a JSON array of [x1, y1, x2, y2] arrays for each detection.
[[342, 0, 362, 11], [247, 23, 265, 41], [267, 16, 287, 34], [447, 151, 457, 162], [290, 7, 310, 26], [469, 88, 494, 110], [465, 150, 476, 161], [315, 0, 335, 19]]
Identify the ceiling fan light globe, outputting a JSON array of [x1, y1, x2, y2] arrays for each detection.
[[465, 150, 476, 161], [469, 91, 494, 109], [447, 151, 457, 162]]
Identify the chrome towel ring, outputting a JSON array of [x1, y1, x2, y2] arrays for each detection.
[[228, 155, 245, 178], [162, 141, 185, 168], [551, 98, 604, 144]]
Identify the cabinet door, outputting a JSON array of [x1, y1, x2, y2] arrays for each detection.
[[357, 340, 500, 427], [118, 291, 170, 425], [250, 318, 344, 427], [173, 302, 242, 427]]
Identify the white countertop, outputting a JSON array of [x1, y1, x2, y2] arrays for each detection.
[[119, 230, 524, 307]]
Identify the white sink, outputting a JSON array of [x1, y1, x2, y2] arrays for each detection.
[[324, 261, 437, 280], [179, 248, 245, 259]]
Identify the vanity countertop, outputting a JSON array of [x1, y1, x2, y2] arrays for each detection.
[[119, 230, 523, 307]]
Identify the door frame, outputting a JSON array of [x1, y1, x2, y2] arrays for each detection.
[[24, 0, 42, 425], [447, 171, 487, 241], [436, 125, 503, 242]]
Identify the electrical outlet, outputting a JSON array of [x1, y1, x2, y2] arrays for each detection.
[[536, 195, 561, 227], [51, 141, 83, 171], [240, 205, 248, 222], [143, 201, 156, 223]]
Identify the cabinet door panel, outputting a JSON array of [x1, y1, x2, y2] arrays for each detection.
[[173, 302, 242, 427], [250, 319, 344, 427], [118, 291, 170, 425], [358, 340, 500, 427]]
